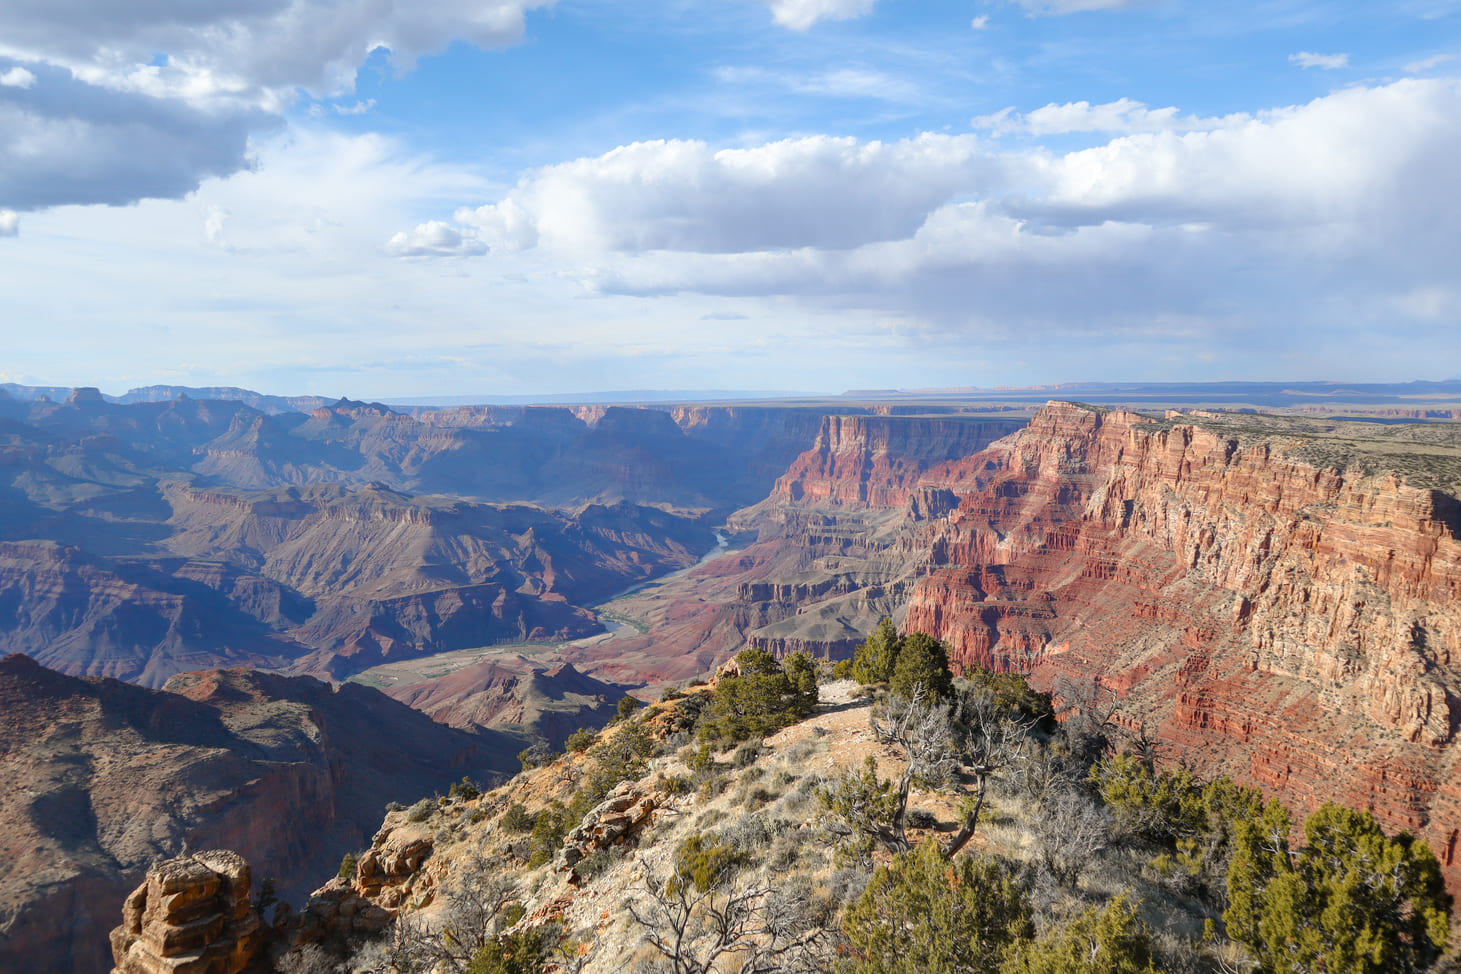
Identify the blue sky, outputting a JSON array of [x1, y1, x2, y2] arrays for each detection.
[[2, 0, 1460, 398]]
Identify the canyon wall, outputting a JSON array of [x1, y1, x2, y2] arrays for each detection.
[[896, 403, 1461, 884], [731, 402, 1461, 888], [595, 403, 1461, 889]]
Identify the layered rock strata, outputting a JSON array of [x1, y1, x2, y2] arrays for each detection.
[[751, 403, 1461, 891], [592, 402, 1461, 892], [109, 852, 264, 974]]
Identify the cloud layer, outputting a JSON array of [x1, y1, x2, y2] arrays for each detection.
[[0, 0, 554, 213], [0, 59, 270, 210], [396, 78, 1461, 349], [454, 134, 999, 254], [0, 0, 557, 97]]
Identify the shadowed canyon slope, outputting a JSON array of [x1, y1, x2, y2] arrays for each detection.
[[385, 659, 625, 749], [613, 402, 1461, 890], [561, 413, 1028, 681], [0, 654, 517, 974], [0, 390, 853, 684]]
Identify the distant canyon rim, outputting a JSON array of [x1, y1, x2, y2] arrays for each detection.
[[3, 379, 1461, 972]]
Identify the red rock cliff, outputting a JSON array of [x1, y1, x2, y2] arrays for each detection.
[[896, 403, 1461, 889], [775, 415, 1026, 508]]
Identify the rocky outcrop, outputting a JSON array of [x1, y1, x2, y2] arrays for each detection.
[[109, 852, 264, 974], [0, 655, 515, 974], [561, 783, 660, 876]]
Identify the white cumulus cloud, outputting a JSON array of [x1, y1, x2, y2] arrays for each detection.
[[762, 0, 877, 30], [0, 0, 557, 98], [0, 66, 36, 88], [0, 1, 553, 213], [1019, 80, 1461, 234], [397, 77, 1461, 366], [452, 134, 999, 255], [387, 220, 490, 257], [1290, 51, 1349, 70], [0, 210, 18, 236]]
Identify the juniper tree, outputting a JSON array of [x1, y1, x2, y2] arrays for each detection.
[[696, 648, 817, 744], [850, 617, 901, 685], [1003, 895, 1159, 974], [1224, 801, 1451, 974], [819, 684, 1030, 860], [841, 840, 1033, 974]]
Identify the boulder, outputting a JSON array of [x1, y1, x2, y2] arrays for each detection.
[[109, 852, 265, 974]]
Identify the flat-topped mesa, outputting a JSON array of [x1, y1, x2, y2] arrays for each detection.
[[773, 415, 1026, 508], [898, 401, 1461, 890], [109, 851, 265, 974]]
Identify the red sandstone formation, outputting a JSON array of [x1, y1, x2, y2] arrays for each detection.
[[109, 851, 265, 974], [603, 402, 1461, 892], [774, 414, 1027, 508], [785, 403, 1461, 892]]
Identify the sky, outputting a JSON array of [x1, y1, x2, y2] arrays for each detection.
[[2, 0, 1460, 399]]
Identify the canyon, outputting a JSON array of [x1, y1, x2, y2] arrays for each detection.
[[606, 403, 1461, 893], [0, 654, 518, 974], [7, 382, 1461, 971]]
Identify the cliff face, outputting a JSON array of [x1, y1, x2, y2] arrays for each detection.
[[0, 655, 516, 974], [774, 415, 1027, 508], [597, 402, 1461, 890], [877, 404, 1461, 889], [559, 417, 1026, 685]]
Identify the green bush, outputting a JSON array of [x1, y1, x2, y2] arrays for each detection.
[[406, 798, 435, 823], [889, 632, 954, 702], [1224, 801, 1451, 974], [688, 741, 713, 772], [851, 617, 901, 685], [615, 695, 641, 721], [501, 803, 534, 833], [658, 773, 692, 796], [695, 648, 818, 744], [337, 852, 357, 881], [731, 740, 762, 767], [448, 776, 481, 801], [1092, 755, 1265, 896], [1003, 895, 1159, 974], [527, 802, 569, 868], [960, 663, 1056, 729], [565, 728, 598, 753], [574, 718, 657, 812], [671, 834, 746, 894], [462, 925, 555, 974], [842, 840, 1033, 973], [847, 619, 956, 702]]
